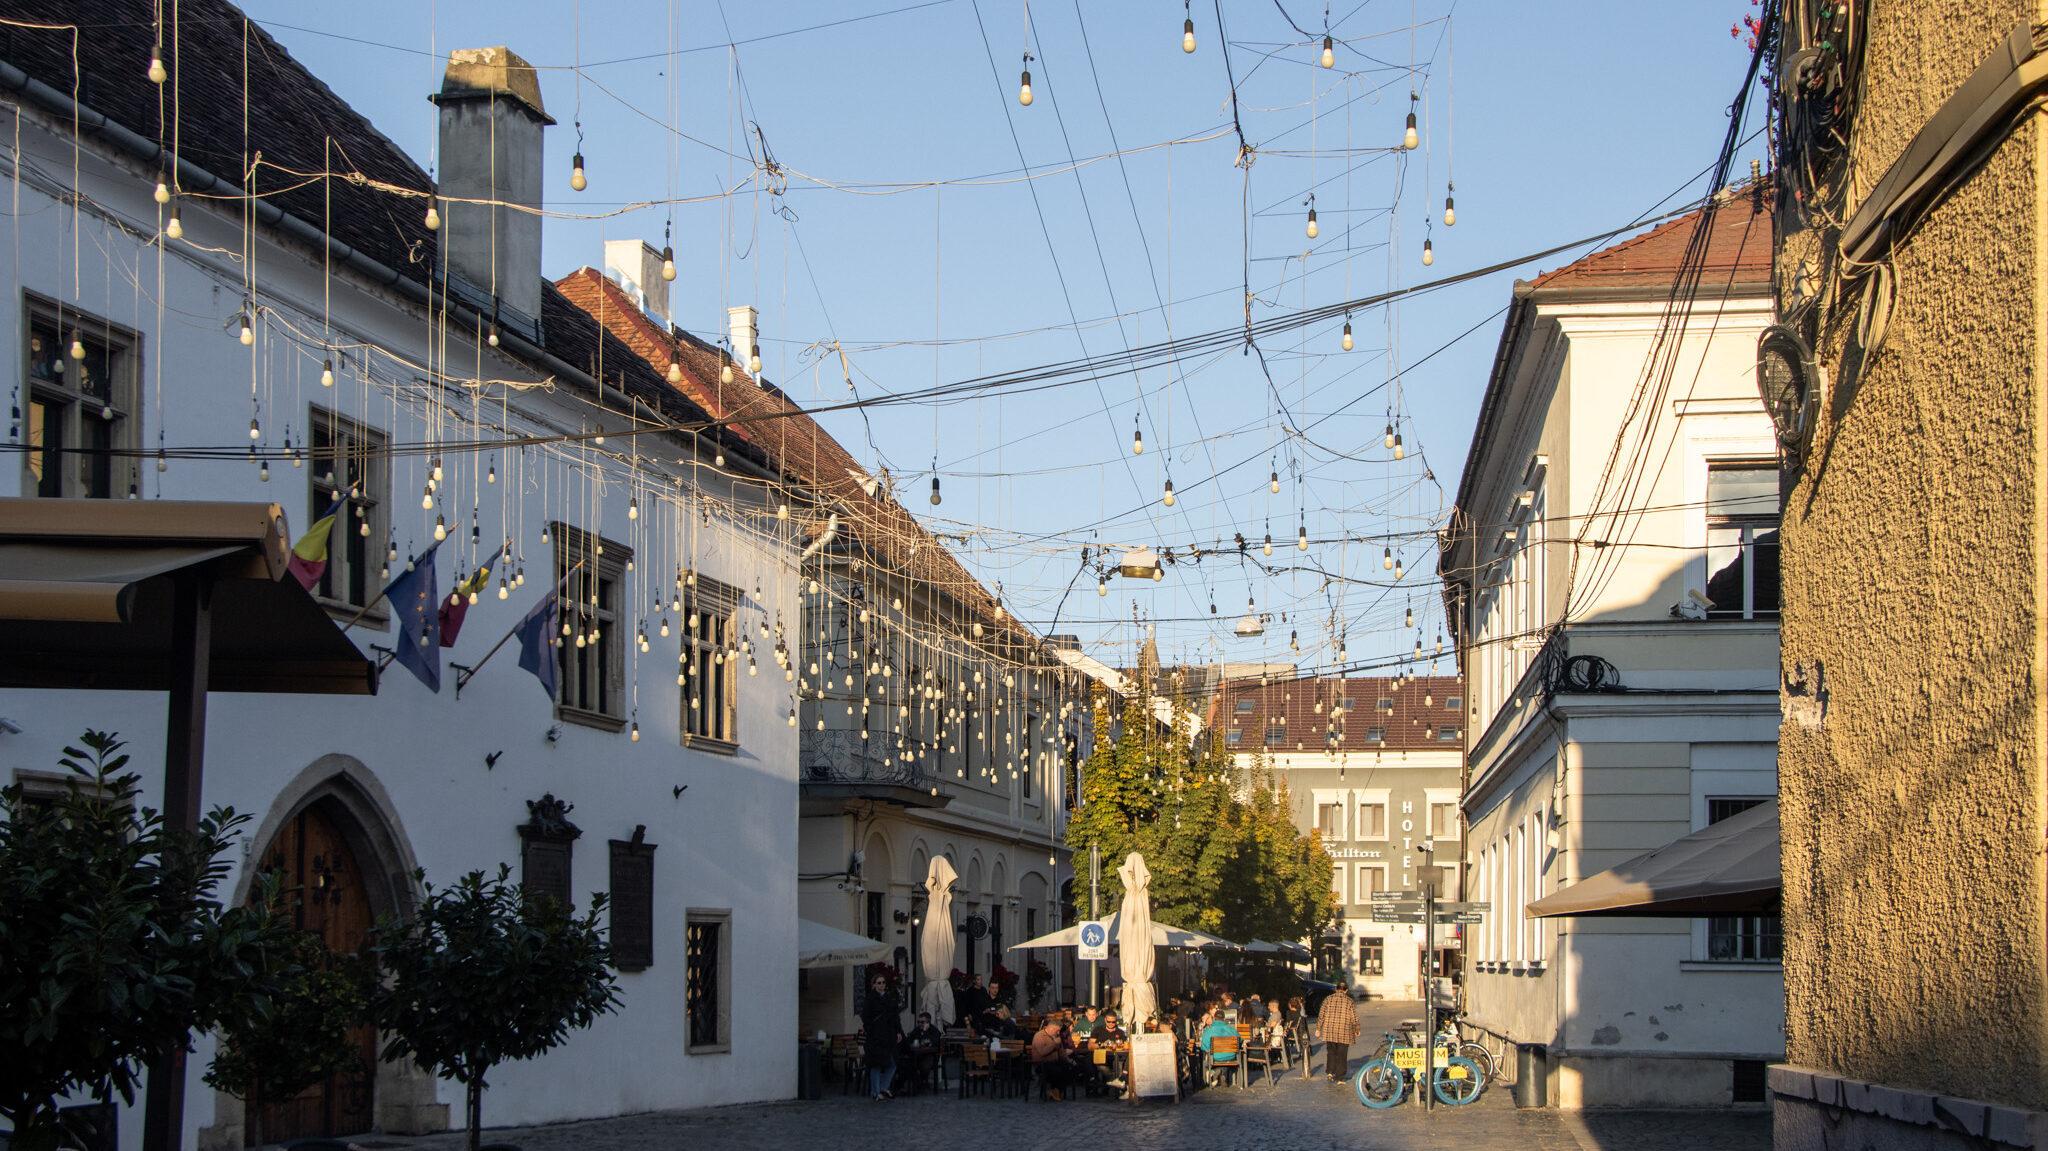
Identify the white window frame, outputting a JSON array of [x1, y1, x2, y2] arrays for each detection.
[[1356, 789, 1389, 841]]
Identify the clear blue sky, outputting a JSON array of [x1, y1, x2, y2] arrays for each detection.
[[242, 0, 1763, 677]]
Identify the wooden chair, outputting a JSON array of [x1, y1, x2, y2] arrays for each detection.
[[1241, 1026, 1277, 1086], [1280, 1020, 1309, 1074], [958, 1045, 995, 1098], [828, 1035, 865, 1095], [1205, 1035, 1243, 1089]]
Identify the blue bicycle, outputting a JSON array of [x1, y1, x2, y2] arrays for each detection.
[[1352, 1030, 1483, 1108]]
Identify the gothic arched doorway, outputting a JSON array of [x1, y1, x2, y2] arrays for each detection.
[[249, 802, 379, 1143]]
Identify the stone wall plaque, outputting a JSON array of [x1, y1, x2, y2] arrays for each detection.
[[609, 826, 657, 972], [518, 793, 581, 909]]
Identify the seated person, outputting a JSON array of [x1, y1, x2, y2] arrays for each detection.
[[1071, 1004, 1101, 1037], [1094, 1010, 1127, 1043], [1243, 994, 1268, 1022], [985, 1004, 1023, 1040], [1028, 1019, 1078, 1100], [904, 1012, 942, 1050], [1217, 992, 1240, 1022], [1198, 1009, 1241, 1070]]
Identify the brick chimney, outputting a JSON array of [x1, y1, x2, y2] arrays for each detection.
[[432, 47, 553, 335]]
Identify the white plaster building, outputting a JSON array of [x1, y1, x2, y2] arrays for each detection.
[[1210, 673, 1464, 1000], [1438, 192, 1784, 1109], [0, 9, 803, 1146]]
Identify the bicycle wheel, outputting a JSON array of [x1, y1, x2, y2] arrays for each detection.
[[1432, 1056, 1484, 1105], [1354, 1058, 1405, 1109], [1456, 1041, 1496, 1083]]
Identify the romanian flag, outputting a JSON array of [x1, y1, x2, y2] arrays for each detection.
[[287, 496, 346, 591], [437, 564, 492, 647]]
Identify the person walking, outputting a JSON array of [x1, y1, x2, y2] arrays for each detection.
[[861, 972, 904, 1100], [1317, 988, 1360, 1084]]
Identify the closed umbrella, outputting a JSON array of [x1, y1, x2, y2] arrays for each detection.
[[919, 856, 958, 1026], [1117, 852, 1158, 1026]]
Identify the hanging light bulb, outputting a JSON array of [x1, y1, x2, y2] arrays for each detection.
[[570, 152, 587, 192], [148, 47, 167, 84], [1384, 423, 1397, 449], [498, 577, 509, 601], [486, 461, 496, 484], [668, 360, 683, 383], [153, 177, 170, 205], [1018, 58, 1033, 106], [1422, 238, 1434, 267], [1162, 479, 1175, 507], [1132, 421, 1143, 455], [1444, 184, 1457, 227], [1263, 533, 1273, 557], [165, 202, 182, 239], [1321, 35, 1335, 68], [422, 486, 434, 511], [749, 346, 762, 374], [1305, 204, 1319, 240], [1342, 321, 1354, 352], [156, 449, 167, 473], [788, 707, 798, 727], [1297, 525, 1309, 551], [320, 359, 335, 387], [721, 361, 734, 384], [259, 461, 270, 482], [1097, 575, 1108, 597], [67, 333, 85, 360], [424, 202, 440, 231], [1395, 555, 1405, 579], [247, 417, 260, 440], [930, 475, 942, 506], [661, 245, 677, 282], [238, 315, 254, 345], [1270, 468, 1282, 494], [628, 496, 639, 520], [1383, 547, 1393, 570], [1405, 606, 1414, 628], [1403, 95, 1419, 149], [434, 515, 447, 542], [1393, 433, 1405, 459], [1183, 15, 1197, 52], [431, 457, 443, 483]]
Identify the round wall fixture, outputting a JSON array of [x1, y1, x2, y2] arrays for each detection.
[[1756, 324, 1820, 463]]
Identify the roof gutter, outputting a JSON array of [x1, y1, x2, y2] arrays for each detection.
[[0, 59, 782, 489]]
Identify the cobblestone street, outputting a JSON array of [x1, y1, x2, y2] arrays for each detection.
[[363, 1003, 1771, 1151]]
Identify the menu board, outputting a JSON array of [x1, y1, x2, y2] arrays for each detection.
[[1128, 1032, 1179, 1099]]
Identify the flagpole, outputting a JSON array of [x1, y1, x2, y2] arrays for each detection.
[[454, 560, 585, 696]]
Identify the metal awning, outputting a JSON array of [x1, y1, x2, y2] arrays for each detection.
[[1526, 798, 1779, 918], [0, 499, 376, 695]]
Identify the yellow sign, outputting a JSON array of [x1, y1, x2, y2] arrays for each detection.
[[1447, 1065, 1469, 1080], [1390, 1048, 1453, 1069]]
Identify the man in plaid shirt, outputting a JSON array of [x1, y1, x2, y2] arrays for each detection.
[[1317, 988, 1361, 1083]]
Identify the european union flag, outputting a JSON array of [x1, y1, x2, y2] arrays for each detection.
[[384, 540, 442, 693], [514, 589, 560, 702]]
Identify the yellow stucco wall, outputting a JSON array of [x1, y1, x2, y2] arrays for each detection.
[[1776, 0, 2047, 1109]]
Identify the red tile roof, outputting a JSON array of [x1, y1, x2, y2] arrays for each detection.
[[1206, 675, 1465, 754], [1527, 185, 1772, 293], [554, 269, 1049, 658]]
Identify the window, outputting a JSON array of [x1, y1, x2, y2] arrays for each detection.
[[681, 574, 741, 749], [1428, 803, 1457, 839], [24, 298, 139, 499], [1359, 936, 1385, 976], [1436, 727, 1461, 742], [866, 891, 886, 942], [685, 911, 731, 1052], [1377, 697, 1394, 711], [1340, 697, 1355, 712], [308, 409, 388, 611], [553, 524, 630, 731], [1705, 797, 1780, 961], [1225, 730, 1242, 746], [1358, 802, 1387, 839], [1235, 698, 1255, 713], [1316, 803, 1343, 838], [1365, 725, 1385, 742], [1264, 726, 1286, 747], [1444, 696, 1463, 711], [1705, 464, 1781, 620], [1356, 865, 1386, 902], [1330, 863, 1346, 904]]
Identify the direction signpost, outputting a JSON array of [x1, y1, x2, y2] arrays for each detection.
[[1372, 847, 1494, 1111]]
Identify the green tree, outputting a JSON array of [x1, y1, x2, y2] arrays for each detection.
[[367, 866, 621, 1151], [205, 918, 369, 1151], [0, 732, 291, 1151], [1062, 684, 1158, 867]]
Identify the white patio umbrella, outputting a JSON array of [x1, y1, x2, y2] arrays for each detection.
[[919, 856, 959, 1026], [1117, 852, 1158, 1026]]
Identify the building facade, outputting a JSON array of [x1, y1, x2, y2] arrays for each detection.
[[1766, 5, 2048, 1146], [1211, 673, 1464, 1000], [1439, 194, 1786, 1108], [0, 7, 803, 1146]]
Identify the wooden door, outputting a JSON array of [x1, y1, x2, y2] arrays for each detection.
[[252, 804, 378, 1143]]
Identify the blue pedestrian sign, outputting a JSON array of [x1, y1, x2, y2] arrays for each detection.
[[1079, 919, 1109, 960]]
